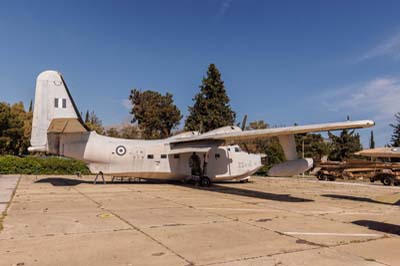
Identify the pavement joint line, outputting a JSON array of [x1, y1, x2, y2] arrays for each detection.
[[71, 184, 195, 266], [197, 246, 323, 266], [329, 244, 392, 266], [283, 232, 383, 237], [152, 183, 396, 251], [3, 176, 397, 265], [0, 175, 21, 232], [141, 186, 328, 249], [0, 228, 136, 241]]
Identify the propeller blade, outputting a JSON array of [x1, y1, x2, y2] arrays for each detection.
[[241, 115, 247, 131]]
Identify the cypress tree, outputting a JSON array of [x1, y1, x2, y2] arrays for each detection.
[[85, 110, 89, 123], [369, 131, 375, 149], [185, 64, 236, 132]]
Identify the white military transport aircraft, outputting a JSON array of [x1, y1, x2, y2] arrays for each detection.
[[29, 70, 374, 186]]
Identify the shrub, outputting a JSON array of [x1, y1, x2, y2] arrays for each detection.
[[0, 155, 90, 175]]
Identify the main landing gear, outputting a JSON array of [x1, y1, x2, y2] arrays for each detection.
[[199, 176, 211, 187], [94, 171, 105, 184]]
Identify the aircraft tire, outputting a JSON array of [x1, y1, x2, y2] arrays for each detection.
[[200, 176, 211, 187]]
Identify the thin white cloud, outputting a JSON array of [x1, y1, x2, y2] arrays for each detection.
[[318, 77, 400, 146], [218, 0, 233, 16], [358, 32, 400, 61], [121, 99, 131, 110]]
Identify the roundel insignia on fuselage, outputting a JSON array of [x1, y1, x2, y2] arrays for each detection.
[[116, 145, 127, 156]]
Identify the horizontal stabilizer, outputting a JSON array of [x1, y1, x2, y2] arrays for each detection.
[[48, 118, 88, 133]]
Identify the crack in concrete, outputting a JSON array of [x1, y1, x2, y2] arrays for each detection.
[[71, 184, 195, 266], [143, 183, 395, 266]]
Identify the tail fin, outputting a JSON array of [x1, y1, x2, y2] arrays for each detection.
[[29, 70, 88, 152]]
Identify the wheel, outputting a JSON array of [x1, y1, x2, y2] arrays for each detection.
[[382, 176, 393, 186], [200, 176, 211, 187], [327, 176, 336, 181]]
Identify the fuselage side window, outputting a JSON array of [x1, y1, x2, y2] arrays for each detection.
[[174, 154, 180, 159], [147, 154, 154, 159], [161, 154, 167, 159], [235, 147, 240, 152], [215, 153, 220, 159]]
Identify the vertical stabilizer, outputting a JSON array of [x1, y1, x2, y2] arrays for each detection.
[[29, 70, 87, 152]]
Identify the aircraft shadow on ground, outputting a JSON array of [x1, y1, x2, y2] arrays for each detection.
[[35, 177, 172, 186], [186, 184, 314, 203], [35, 177, 313, 202], [322, 194, 400, 206], [352, 220, 400, 236]]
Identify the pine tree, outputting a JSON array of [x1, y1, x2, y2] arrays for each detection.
[[328, 129, 362, 161], [185, 64, 236, 132], [390, 113, 400, 147], [369, 131, 375, 149]]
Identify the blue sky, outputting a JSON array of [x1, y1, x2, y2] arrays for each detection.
[[1, 0, 400, 146]]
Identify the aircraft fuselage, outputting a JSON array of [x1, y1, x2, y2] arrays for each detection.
[[53, 131, 263, 181]]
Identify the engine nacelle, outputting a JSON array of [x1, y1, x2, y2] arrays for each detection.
[[268, 158, 313, 177]]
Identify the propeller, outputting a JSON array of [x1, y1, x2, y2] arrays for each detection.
[[241, 115, 247, 131], [239, 115, 250, 153]]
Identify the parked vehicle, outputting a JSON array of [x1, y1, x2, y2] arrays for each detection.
[[314, 159, 400, 186]]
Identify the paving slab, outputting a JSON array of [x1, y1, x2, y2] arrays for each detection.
[[143, 221, 316, 265], [0, 175, 399, 266], [334, 237, 400, 266], [212, 247, 386, 266], [0, 175, 19, 213], [0, 230, 187, 266]]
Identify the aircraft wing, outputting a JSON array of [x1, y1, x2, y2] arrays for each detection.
[[355, 147, 400, 158], [169, 120, 375, 144]]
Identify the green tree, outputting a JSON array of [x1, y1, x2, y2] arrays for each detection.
[[129, 89, 182, 139], [120, 125, 141, 139], [0, 102, 31, 155], [85, 110, 104, 134], [328, 129, 362, 161], [105, 127, 120, 138], [295, 133, 330, 162], [390, 113, 400, 147], [185, 64, 236, 132], [369, 130, 375, 149], [244, 120, 285, 174], [84, 110, 90, 124]]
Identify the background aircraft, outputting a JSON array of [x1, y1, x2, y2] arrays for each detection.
[[29, 70, 374, 186]]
